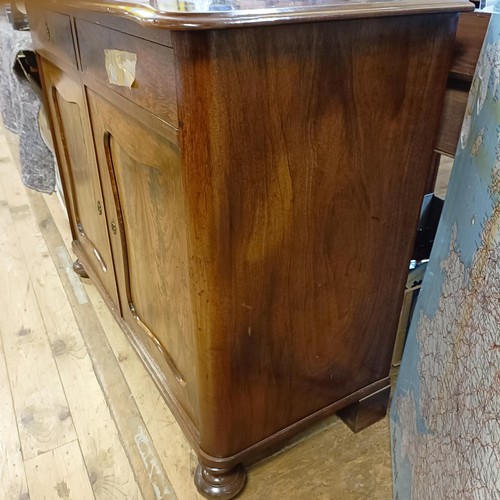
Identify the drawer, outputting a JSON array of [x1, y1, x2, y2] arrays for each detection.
[[76, 20, 178, 127], [27, 7, 77, 69], [449, 11, 489, 82], [434, 85, 468, 157]]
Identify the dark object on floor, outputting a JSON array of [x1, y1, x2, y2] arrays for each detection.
[[5, 2, 30, 31], [413, 194, 445, 262], [0, 16, 55, 194], [13, 50, 41, 94]]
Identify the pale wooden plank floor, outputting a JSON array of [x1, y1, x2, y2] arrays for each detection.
[[0, 123, 396, 499]]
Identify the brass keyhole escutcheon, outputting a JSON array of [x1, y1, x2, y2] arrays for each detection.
[[111, 220, 117, 235], [97, 200, 103, 215]]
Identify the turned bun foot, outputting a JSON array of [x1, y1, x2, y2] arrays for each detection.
[[194, 462, 246, 499], [72, 259, 89, 279]]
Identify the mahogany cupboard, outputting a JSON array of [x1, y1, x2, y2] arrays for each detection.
[[26, 0, 472, 497]]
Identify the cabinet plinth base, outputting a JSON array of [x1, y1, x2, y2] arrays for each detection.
[[338, 384, 391, 433], [72, 259, 89, 279], [194, 462, 246, 499]]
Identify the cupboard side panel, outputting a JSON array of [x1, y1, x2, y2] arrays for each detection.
[[174, 15, 458, 457]]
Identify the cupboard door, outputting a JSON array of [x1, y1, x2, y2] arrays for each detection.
[[86, 90, 198, 425], [39, 59, 119, 309]]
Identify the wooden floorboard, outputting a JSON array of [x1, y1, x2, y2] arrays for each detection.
[[24, 441, 96, 500], [0, 138, 30, 500], [0, 161, 78, 460], [0, 316, 29, 500]]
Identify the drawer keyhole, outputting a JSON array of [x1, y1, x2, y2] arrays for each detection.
[[111, 220, 117, 235], [45, 22, 51, 41], [97, 201, 103, 215]]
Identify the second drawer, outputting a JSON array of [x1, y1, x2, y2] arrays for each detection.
[[76, 19, 178, 127]]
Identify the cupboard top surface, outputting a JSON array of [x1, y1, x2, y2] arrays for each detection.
[[37, 0, 473, 30]]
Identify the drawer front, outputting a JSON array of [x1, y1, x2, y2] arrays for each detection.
[[27, 7, 77, 69], [76, 20, 178, 127]]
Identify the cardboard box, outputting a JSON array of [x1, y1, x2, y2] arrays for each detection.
[[392, 263, 427, 366]]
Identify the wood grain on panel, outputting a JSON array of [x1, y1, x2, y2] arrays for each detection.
[[86, 91, 198, 425], [80, 77, 179, 145], [174, 13, 457, 459]]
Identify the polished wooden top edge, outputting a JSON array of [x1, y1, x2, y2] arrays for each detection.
[[36, 0, 474, 30]]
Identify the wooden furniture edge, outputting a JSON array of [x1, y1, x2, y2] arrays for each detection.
[[39, 0, 474, 31]]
